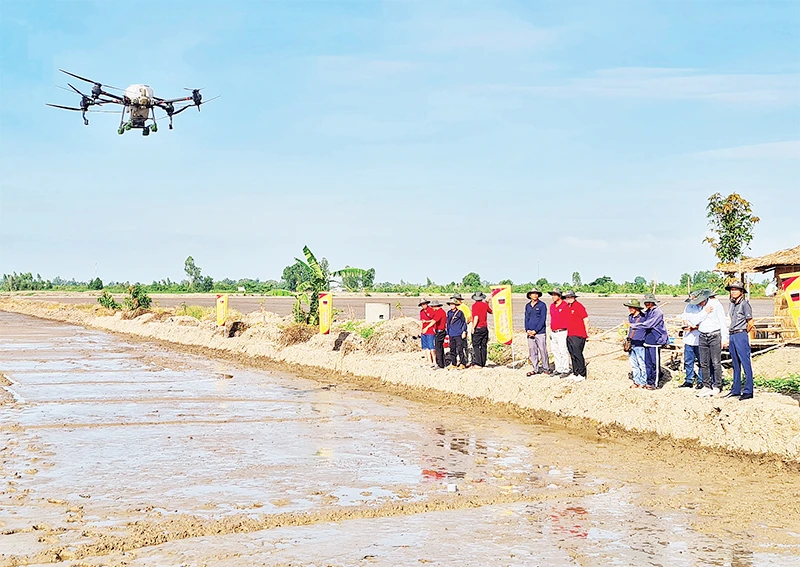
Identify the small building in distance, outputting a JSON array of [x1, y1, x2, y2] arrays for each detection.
[[717, 244, 800, 340]]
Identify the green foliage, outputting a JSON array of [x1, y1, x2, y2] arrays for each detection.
[[88, 277, 104, 290], [123, 284, 152, 310], [704, 193, 760, 264], [589, 275, 613, 287], [498, 279, 513, 286], [462, 272, 482, 290], [175, 303, 213, 320], [2, 272, 53, 291], [340, 265, 376, 292], [184, 256, 201, 288], [281, 260, 311, 292], [487, 343, 512, 365], [97, 291, 120, 310], [572, 272, 582, 287], [634, 276, 647, 286], [754, 374, 800, 395]]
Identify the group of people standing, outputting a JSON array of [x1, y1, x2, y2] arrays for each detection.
[[625, 281, 755, 399], [419, 281, 757, 400], [418, 288, 591, 382], [418, 292, 492, 370]]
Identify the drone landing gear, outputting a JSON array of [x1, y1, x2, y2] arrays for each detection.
[[142, 126, 150, 136], [81, 110, 89, 126], [150, 122, 157, 133]]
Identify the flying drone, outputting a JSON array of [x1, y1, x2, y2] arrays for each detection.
[[46, 69, 218, 136]]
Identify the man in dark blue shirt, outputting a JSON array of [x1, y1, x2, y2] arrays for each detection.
[[629, 294, 669, 389], [524, 289, 548, 376], [446, 300, 468, 369]]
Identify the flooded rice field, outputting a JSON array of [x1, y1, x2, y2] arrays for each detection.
[[1, 311, 799, 566]]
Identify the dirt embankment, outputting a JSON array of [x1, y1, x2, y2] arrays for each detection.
[[2, 298, 799, 465]]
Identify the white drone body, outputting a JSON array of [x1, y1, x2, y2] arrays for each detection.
[[124, 85, 155, 123], [47, 69, 217, 136]]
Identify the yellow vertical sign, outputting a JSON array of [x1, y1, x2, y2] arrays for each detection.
[[781, 272, 800, 334], [319, 292, 332, 335], [491, 285, 513, 345], [216, 294, 228, 327]]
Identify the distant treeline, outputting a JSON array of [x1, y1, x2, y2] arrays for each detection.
[[1, 269, 768, 297]]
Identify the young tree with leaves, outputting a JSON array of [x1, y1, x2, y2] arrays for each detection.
[[703, 193, 760, 264]]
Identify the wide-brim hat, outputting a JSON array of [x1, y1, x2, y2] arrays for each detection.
[[725, 280, 746, 291], [429, 300, 443, 307], [526, 289, 542, 299], [471, 291, 486, 301], [446, 301, 459, 306], [418, 298, 430, 307], [690, 290, 711, 305], [685, 291, 700, 303], [549, 288, 563, 297], [624, 299, 644, 310], [450, 294, 464, 301], [563, 290, 577, 298], [643, 293, 659, 304]]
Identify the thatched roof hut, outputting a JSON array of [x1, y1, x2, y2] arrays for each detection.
[[716, 244, 800, 275], [717, 244, 800, 338]]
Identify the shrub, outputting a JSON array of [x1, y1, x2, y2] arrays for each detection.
[[487, 343, 513, 365], [98, 291, 120, 310], [755, 374, 800, 395], [278, 322, 317, 346], [175, 303, 213, 320], [124, 284, 152, 310]]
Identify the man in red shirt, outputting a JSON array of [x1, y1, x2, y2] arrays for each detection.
[[430, 300, 448, 369], [470, 291, 493, 367], [549, 288, 571, 377], [563, 290, 589, 382], [419, 298, 436, 367]]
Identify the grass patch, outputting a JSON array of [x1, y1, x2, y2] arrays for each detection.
[[358, 325, 377, 340], [488, 343, 512, 365], [175, 303, 213, 321], [279, 322, 317, 346], [754, 374, 800, 395]]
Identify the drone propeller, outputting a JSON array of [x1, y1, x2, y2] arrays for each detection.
[[59, 69, 123, 99]]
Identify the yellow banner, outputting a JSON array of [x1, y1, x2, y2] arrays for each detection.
[[319, 292, 332, 335], [491, 285, 513, 345], [216, 294, 228, 327], [781, 271, 800, 334]]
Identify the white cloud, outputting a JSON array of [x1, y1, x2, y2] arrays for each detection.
[[690, 141, 800, 159], [561, 236, 608, 250], [484, 67, 800, 104]]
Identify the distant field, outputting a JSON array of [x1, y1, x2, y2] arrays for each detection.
[[16, 292, 775, 331]]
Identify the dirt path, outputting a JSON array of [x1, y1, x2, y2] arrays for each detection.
[[1, 312, 799, 566]]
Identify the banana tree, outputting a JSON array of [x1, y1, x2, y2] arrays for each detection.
[[287, 246, 371, 325]]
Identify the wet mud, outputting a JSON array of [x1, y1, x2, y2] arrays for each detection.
[[1, 312, 799, 566]]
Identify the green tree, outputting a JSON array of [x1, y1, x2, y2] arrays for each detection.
[[535, 278, 549, 289], [703, 193, 760, 263], [281, 260, 311, 292], [291, 246, 369, 324], [184, 256, 202, 289], [572, 271, 582, 287], [462, 272, 481, 290], [634, 276, 647, 286], [498, 279, 513, 286], [588, 275, 613, 287], [362, 268, 376, 289]]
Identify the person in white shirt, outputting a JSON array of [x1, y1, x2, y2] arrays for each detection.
[[687, 289, 729, 397], [680, 291, 704, 389]]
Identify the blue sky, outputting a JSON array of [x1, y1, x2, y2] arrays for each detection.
[[1, 0, 798, 286]]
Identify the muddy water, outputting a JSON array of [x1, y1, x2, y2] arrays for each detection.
[[1, 312, 798, 566]]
